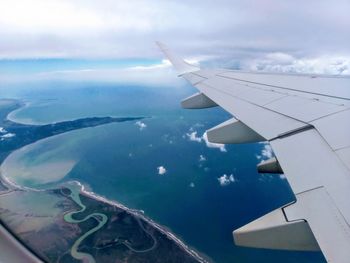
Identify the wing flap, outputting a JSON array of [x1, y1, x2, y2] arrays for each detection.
[[233, 205, 320, 251], [336, 147, 350, 171], [234, 186, 350, 263], [311, 109, 350, 151], [181, 92, 218, 109], [206, 118, 265, 144], [285, 188, 350, 263], [270, 128, 350, 221]]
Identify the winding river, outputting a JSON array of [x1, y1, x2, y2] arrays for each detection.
[[63, 183, 108, 263]]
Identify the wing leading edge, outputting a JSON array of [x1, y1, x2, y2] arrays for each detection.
[[158, 42, 350, 263]]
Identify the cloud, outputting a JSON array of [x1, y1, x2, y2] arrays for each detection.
[[248, 54, 350, 75], [186, 131, 202, 142], [218, 174, 235, 186], [265, 52, 295, 64], [0, 0, 349, 77], [202, 132, 226, 152], [261, 143, 273, 159], [279, 174, 287, 180], [186, 130, 226, 152], [162, 133, 175, 144], [259, 173, 287, 182], [0, 59, 185, 87], [193, 123, 204, 128], [135, 121, 147, 130], [256, 143, 273, 162], [0, 133, 16, 141], [199, 155, 206, 162], [128, 59, 171, 70], [157, 166, 166, 175]]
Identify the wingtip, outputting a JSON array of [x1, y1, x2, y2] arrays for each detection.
[[155, 40, 161, 47], [155, 41, 199, 75], [155, 41, 168, 52]]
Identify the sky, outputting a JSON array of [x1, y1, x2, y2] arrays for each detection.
[[0, 0, 349, 79]]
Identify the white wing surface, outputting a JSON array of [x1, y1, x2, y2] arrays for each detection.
[[158, 42, 350, 263]]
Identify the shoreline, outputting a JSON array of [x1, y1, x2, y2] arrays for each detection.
[[6, 99, 152, 126], [6, 100, 35, 125], [0, 100, 210, 263], [80, 182, 210, 263]]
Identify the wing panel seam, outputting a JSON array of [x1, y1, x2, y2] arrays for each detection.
[[197, 82, 310, 127], [216, 73, 350, 101], [270, 125, 314, 141], [309, 108, 350, 123]]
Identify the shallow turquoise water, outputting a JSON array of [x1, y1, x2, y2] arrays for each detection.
[[1, 82, 325, 263]]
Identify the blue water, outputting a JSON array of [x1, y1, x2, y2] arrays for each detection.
[[0, 60, 325, 263]]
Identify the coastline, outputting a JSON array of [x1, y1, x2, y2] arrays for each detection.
[[0, 100, 211, 263], [0, 174, 210, 262], [6, 100, 152, 126], [6, 101, 35, 125], [80, 182, 210, 263]]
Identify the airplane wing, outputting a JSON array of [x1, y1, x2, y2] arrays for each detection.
[[157, 42, 350, 263]]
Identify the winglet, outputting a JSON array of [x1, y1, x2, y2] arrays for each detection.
[[156, 41, 199, 75]]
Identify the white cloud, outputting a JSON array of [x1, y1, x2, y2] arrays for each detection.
[[1, 60, 183, 87], [0, 0, 349, 70], [135, 121, 147, 130], [261, 143, 273, 159], [128, 59, 171, 70], [259, 173, 286, 182], [202, 132, 226, 152], [265, 52, 295, 64], [218, 174, 235, 186], [248, 55, 350, 75], [186, 131, 202, 142], [157, 166, 166, 175], [193, 123, 204, 128], [256, 143, 273, 163], [279, 174, 287, 180], [0, 133, 16, 140], [185, 130, 226, 152], [199, 155, 206, 162]]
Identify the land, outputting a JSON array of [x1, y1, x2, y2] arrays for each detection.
[[0, 99, 143, 164], [0, 99, 205, 263]]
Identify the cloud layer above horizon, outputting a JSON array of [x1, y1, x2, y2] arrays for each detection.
[[0, 0, 349, 74]]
